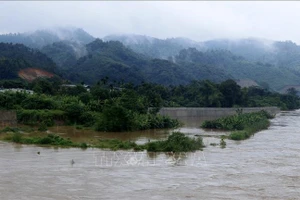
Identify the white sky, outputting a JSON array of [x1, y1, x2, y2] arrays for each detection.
[[1, 1, 300, 43]]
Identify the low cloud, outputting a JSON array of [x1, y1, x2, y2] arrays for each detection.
[[1, 1, 300, 43]]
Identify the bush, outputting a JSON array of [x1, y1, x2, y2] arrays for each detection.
[[17, 109, 66, 126], [1, 127, 20, 133], [38, 122, 48, 131], [12, 132, 22, 143], [80, 142, 88, 149], [201, 110, 272, 131], [95, 105, 136, 132], [95, 139, 137, 150], [78, 111, 98, 127], [95, 110, 180, 132], [146, 132, 204, 152], [39, 136, 52, 144], [201, 110, 272, 141]]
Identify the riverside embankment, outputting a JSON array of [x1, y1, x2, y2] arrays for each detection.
[[159, 107, 280, 127]]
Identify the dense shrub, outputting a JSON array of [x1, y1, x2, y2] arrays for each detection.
[[17, 109, 66, 126], [95, 105, 136, 132], [95, 139, 137, 150], [145, 132, 204, 152], [201, 110, 272, 140], [95, 107, 179, 132], [21, 95, 57, 109], [12, 132, 22, 143], [201, 110, 272, 130]]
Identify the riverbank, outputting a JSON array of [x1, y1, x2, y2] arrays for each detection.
[[0, 126, 204, 152]]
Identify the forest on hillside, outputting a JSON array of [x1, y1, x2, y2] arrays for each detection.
[[2, 28, 300, 91]]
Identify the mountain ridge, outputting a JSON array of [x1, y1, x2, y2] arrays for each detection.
[[1, 28, 300, 91]]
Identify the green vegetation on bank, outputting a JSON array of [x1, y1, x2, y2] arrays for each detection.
[[1, 130, 203, 152], [0, 78, 181, 132], [0, 77, 299, 133], [201, 110, 273, 140]]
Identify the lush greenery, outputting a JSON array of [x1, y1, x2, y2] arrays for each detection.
[[0, 78, 298, 133], [133, 80, 300, 110], [3, 131, 139, 150], [145, 132, 204, 152], [3, 131, 89, 149], [0, 79, 182, 132], [201, 110, 273, 140]]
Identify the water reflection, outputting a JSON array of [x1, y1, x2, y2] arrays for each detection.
[[48, 126, 170, 144], [47, 116, 226, 145]]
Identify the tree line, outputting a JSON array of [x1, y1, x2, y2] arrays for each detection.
[[0, 78, 299, 132]]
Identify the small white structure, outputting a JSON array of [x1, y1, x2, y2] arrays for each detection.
[[0, 88, 34, 94], [61, 84, 90, 92]]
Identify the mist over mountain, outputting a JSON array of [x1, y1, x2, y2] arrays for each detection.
[[103, 34, 300, 69], [2, 27, 300, 91], [41, 41, 87, 69], [103, 34, 300, 89], [0, 27, 95, 49], [103, 34, 204, 59], [102, 34, 279, 62], [175, 48, 300, 90], [66, 39, 229, 85]]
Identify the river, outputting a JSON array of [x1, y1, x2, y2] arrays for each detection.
[[1, 110, 300, 199]]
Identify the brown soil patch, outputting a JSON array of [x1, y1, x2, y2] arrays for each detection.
[[18, 68, 54, 81]]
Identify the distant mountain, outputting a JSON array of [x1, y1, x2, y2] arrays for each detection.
[[0, 43, 60, 80], [103, 34, 203, 59], [175, 48, 300, 90], [103, 34, 300, 70], [200, 38, 273, 62], [66, 39, 229, 85], [3, 28, 300, 90], [103, 34, 278, 60], [0, 27, 95, 49], [103, 34, 300, 90], [201, 39, 300, 79]]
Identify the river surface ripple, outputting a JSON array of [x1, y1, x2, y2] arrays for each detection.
[[1, 110, 300, 199]]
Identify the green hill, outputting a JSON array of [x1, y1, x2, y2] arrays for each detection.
[[175, 48, 300, 90], [66, 39, 230, 85], [0, 43, 60, 80]]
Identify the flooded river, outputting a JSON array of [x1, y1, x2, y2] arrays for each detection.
[[1, 110, 300, 199]]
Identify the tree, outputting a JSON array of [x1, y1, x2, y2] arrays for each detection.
[[219, 79, 242, 107], [31, 78, 54, 95], [287, 87, 298, 96]]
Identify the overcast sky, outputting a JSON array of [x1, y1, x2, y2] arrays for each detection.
[[1, 1, 300, 43]]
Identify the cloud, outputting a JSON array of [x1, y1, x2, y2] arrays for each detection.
[[1, 1, 300, 43]]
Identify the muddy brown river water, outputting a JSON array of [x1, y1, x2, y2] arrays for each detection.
[[1, 110, 300, 199]]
